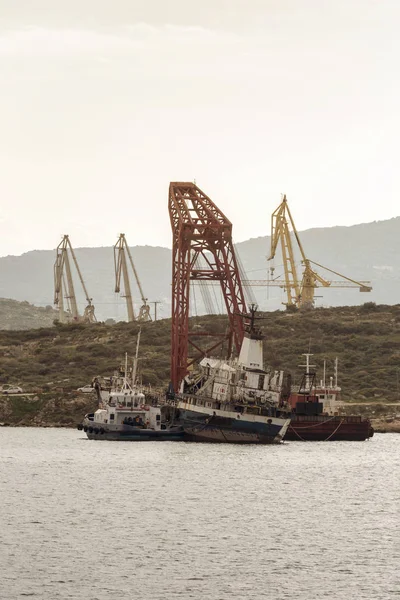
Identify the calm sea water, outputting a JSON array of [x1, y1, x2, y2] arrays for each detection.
[[1, 429, 399, 600]]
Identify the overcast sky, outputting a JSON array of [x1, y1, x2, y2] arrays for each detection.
[[0, 0, 399, 256]]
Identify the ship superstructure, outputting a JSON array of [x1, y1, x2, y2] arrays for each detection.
[[173, 306, 291, 444]]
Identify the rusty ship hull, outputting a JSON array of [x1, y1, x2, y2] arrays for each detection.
[[284, 415, 374, 441]]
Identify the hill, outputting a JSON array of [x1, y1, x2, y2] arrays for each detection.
[[0, 303, 399, 398], [1, 303, 400, 429], [0, 217, 399, 321], [0, 298, 58, 330]]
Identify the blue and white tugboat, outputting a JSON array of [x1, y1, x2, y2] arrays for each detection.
[[78, 333, 184, 441], [173, 306, 291, 444], [80, 391, 184, 441]]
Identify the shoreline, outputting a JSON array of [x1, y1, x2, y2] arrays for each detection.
[[1, 421, 400, 434]]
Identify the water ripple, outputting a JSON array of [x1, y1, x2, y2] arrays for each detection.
[[0, 429, 399, 599]]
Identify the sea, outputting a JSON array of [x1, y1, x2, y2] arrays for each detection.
[[1, 429, 399, 600]]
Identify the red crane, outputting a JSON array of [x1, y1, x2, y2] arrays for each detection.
[[169, 182, 247, 391]]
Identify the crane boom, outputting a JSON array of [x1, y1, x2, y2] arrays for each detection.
[[124, 242, 147, 306], [63, 249, 79, 320], [65, 237, 92, 306], [308, 260, 372, 291], [242, 279, 372, 289]]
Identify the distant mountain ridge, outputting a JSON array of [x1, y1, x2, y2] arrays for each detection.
[[0, 217, 399, 322]]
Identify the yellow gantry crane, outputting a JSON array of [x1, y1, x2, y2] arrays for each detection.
[[114, 234, 152, 322], [53, 235, 97, 323], [243, 195, 372, 309]]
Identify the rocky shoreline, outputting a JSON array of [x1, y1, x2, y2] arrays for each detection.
[[370, 419, 400, 434]]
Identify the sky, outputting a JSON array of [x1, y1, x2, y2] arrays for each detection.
[[0, 0, 399, 256]]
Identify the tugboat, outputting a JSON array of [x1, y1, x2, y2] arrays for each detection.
[[285, 354, 374, 441], [171, 306, 291, 444], [78, 389, 184, 441], [77, 332, 184, 441]]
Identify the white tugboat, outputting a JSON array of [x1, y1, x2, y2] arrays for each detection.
[[78, 331, 184, 441], [171, 306, 291, 444]]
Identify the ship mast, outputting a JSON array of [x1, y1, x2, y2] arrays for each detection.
[[122, 352, 129, 391], [299, 353, 316, 393], [132, 328, 141, 387]]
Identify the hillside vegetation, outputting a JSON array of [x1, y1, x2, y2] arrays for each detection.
[[0, 303, 399, 403]]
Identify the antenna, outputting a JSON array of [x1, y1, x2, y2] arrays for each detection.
[[334, 357, 338, 388], [299, 353, 316, 392]]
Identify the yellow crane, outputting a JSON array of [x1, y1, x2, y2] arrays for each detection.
[[247, 195, 372, 309], [113, 234, 152, 323], [53, 235, 97, 323]]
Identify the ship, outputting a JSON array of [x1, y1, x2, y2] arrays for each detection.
[[170, 306, 291, 444], [284, 354, 374, 441], [78, 385, 184, 441], [77, 331, 184, 441]]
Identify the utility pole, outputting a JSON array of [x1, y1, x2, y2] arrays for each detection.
[[150, 301, 161, 321]]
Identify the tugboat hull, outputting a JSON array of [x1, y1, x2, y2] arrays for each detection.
[[80, 424, 184, 441]]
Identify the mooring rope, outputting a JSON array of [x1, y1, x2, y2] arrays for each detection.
[[323, 419, 344, 441], [288, 417, 344, 442]]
